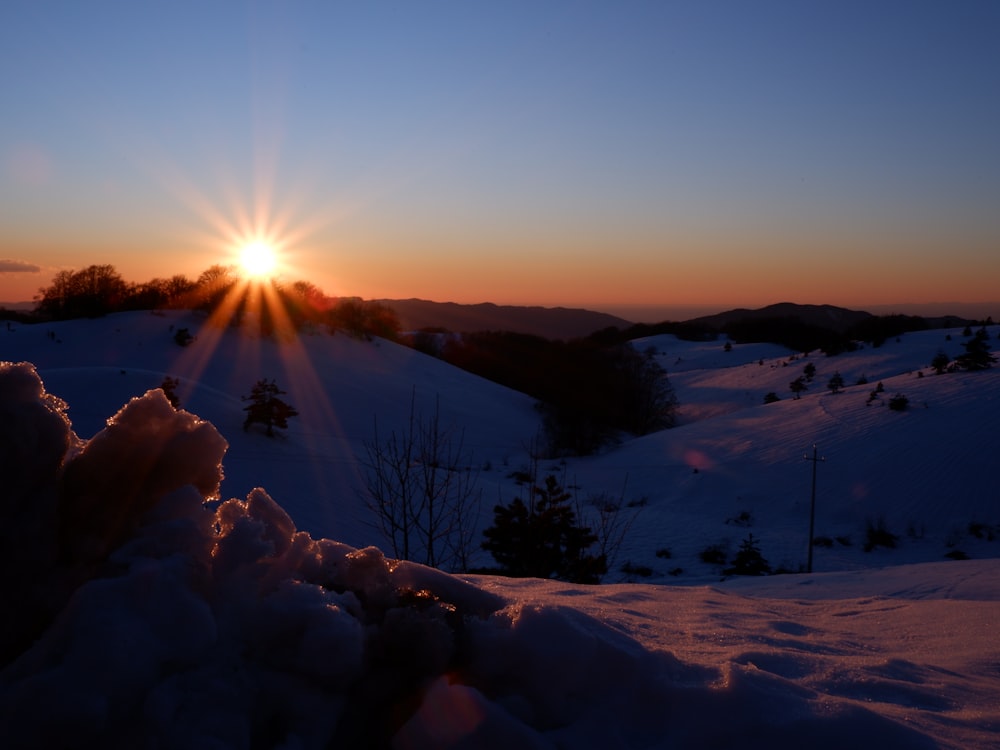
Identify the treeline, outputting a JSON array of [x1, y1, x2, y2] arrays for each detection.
[[432, 331, 677, 455], [720, 313, 992, 354], [30, 263, 682, 455], [30, 263, 400, 340], [586, 313, 981, 355]]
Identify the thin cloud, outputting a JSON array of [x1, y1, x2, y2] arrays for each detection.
[[0, 259, 42, 274]]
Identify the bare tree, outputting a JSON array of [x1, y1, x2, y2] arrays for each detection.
[[585, 475, 643, 576], [362, 392, 481, 571]]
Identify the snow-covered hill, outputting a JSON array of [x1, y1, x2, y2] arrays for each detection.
[[2, 311, 998, 748], [6, 310, 995, 578]]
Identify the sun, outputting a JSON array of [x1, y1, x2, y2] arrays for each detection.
[[238, 241, 278, 280]]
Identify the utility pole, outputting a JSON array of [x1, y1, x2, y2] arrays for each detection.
[[804, 444, 825, 574]]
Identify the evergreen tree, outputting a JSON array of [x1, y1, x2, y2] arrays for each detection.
[[173, 327, 194, 347], [931, 350, 950, 374], [724, 533, 771, 576], [789, 376, 807, 399], [954, 330, 996, 371], [242, 379, 299, 437], [826, 371, 845, 394], [481, 475, 606, 583]]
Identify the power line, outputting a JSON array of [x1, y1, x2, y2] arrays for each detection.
[[804, 444, 825, 574]]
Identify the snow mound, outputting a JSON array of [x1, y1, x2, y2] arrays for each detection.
[[0, 362, 957, 747]]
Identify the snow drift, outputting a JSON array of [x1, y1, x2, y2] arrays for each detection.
[[0, 361, 988, 748]]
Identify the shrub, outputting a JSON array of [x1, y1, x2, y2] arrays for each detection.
[[888, 393, 909, 411], [699, 543, 728, 566], [620, 561, 654, 578], [763, 391, 781, 404], [864, 517, 898, 552], [945, 549, 970, 560], [655, 547, 672, 559], [173, 327, 194, 347], [725, 510, 753, 527], [968, 521, 996, 541]]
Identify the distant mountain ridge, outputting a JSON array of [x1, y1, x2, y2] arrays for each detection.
[[686, 302, 874, 334], [375, 298, 631, 340], [376, 299, 982, 351]]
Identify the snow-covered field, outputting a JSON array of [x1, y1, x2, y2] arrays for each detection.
[[2, 310, 998, 748]]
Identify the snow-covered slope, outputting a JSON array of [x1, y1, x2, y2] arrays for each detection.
[[4, 310, 998, 578], [3, 311, 1000, 747], [3, 311, 542, 545], [582, 328, 1000, 579]]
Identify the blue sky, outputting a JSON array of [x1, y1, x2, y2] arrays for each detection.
[[2, 1, 999, 317]]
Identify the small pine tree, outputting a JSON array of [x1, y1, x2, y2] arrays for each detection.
[[763, 391, 780, 404], [173, 327, 194, 347], [931, 350, 950, 374], [803, 362, 816, 381], [826, 371, 845, 394], [724, 533, 771, 576], [789, 376, 807, 399], [481, 474, 606, 583], [954, 330, 996, 371], [242, 379, 299, 437]]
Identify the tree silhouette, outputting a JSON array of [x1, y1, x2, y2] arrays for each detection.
[[826, 371, 845, 394], [931, 350, 950, 374], [954, 330, 996, 371], [789, 376, 807, 399], [194, 264, 239, 314], [724, 533, 771, 576], [36, 264, 128, 319], [242, 379, 299, 437], [362, 393, 481, 571], [481, 474, 606, 583], [888, 393, 909, 411], [173, 327, 194, 347]]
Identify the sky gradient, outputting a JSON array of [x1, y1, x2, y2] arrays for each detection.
[[2, 1, 999, 319]]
